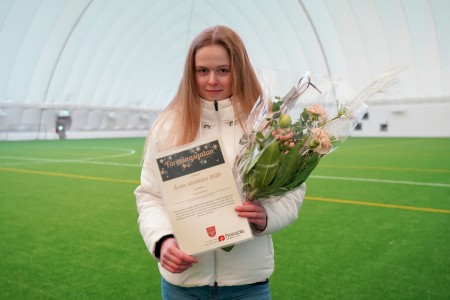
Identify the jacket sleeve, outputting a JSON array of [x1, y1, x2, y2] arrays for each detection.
[[254, 183, 306, 235], [134, 130, 173, 261]]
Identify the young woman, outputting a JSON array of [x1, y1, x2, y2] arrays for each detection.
[[135, 25, 306, 300]]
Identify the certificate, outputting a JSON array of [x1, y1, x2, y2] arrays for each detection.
[[154, 137, 253, 255]]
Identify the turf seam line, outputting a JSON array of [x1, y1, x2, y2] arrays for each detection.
[[310, 175, 450, 188], [321, 164, 450, 173], [306, 196, 450, 214]]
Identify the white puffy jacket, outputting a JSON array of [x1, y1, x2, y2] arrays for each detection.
[[135, 97, 305, 287]]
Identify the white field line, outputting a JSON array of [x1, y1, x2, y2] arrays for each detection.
[[310, 175, 450, 188], [0, 147, 139, 167], [1, 150, 449, 188]]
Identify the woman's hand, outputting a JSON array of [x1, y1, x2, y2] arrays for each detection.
[[160, 238, 198, 273], [235, 201, 267, 231]]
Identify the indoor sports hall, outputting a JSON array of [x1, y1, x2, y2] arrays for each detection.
[[1, 1, 449, 299]]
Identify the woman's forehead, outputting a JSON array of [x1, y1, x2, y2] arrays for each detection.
[[195, 45, 230, 66]]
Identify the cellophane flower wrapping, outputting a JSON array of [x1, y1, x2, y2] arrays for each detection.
[[234, 70, 398, 202]]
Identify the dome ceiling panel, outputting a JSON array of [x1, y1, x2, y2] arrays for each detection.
[[430, 0, 450, 95], [403, 0, 442, 97], [0, 0, 449, 110], [302, 0, 351, 82], [374, 0, 417, 98], [0, 0, 42, 102], [350, 1, 391, 79]]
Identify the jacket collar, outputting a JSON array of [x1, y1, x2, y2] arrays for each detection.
[[200, 97, 235, 126], [200, 97, 232, 111]]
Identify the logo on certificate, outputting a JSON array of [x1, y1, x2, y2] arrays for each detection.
[[206, 226, 216, 237]]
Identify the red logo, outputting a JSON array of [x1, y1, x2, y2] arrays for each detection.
[[218, 235, 225, 242], [206, 226, 216, 237]]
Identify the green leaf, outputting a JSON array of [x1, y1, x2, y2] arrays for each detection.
[[267, 143, 302, 189], [284, 152, 320, 189], [255, 131, 265, 140], [272, 101, 282, 112], [242, 144, 264, 175], [252, 144, 303, 198], [272, 112, 281, 119], [221, 245, 234, 252], [252, 141, 281, 187]]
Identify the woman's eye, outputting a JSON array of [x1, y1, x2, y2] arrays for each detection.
[[196, 68, 208, 74], [218, 68, 230, 74]]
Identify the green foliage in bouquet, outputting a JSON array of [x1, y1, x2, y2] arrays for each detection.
[[239, 95, 332, 200], [236, 69, 400, 202]]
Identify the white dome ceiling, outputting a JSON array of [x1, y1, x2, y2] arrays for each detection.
[[1, 0, 449, 110]]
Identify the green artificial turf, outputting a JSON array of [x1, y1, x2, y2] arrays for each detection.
[[0, 137, 449, 299]]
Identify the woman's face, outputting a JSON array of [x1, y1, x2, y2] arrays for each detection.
[[195, 45, 232, 101]]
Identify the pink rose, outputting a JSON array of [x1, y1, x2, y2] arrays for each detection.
[[306, 104, 328, 123], [310, 128, 332, 154]]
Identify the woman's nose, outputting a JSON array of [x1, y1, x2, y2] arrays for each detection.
[[208, 72, 218, 85]]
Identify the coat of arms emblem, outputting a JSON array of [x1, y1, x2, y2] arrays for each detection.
[[206, 226, 216, 237]]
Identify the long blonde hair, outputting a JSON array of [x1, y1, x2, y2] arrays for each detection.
[[152, 25, 262, 149]]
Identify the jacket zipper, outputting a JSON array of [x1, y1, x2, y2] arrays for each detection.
[[213, 100, 219, 286], [214, 99, 222, 134], [214, 249, 218, 285]]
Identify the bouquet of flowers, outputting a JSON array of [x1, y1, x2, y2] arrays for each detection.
[[234, 70, 398, 201]]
